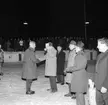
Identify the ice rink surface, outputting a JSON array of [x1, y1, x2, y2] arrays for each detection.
[[0, 63, 89, 105]]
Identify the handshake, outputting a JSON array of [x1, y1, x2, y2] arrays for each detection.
[[64, 67, 72, 74]]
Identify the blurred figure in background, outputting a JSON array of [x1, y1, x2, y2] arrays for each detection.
[[0, 45, 4, 76], [56, 45, 65, 85]]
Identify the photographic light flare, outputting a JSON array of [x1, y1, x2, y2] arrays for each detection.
[[85, 22, 89, 24], [23, 21, 28, 25]]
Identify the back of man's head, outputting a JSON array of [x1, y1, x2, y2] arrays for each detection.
[[29, 41, 36, 48]]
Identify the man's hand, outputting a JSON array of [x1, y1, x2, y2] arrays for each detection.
[[36, 59, 40, 63], [64, 68, 69, 73], [101, 87, 107, 93]]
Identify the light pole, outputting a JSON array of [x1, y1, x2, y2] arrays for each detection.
[[84, 0, 87, 42], [84, 0, 89, 47]]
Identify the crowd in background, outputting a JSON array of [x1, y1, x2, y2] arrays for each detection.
[[0, 36, 97, 51]]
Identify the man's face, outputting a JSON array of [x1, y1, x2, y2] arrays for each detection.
[[69, 44, 75, 50], [57, 46, 62, 52], [97, 41, 107, 52], [30, 42, 36, 49], [75, 46, 81, 53]]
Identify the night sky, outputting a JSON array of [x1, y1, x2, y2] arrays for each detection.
[[0, 0, 105, 39]]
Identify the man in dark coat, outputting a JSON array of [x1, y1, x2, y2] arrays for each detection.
[[22, 41, 40, 95], [56, 45, 65, 85], [64, 40, 77, 97], [66, 41, 88, 105], [94, 38, 108, 105]]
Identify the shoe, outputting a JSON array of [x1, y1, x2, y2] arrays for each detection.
[[26, 90, 35, 95], [56, 82, 60, 83], [51, 90, 58, 93], [61, 83, 64, 85], [64, 93, 72, 97], [71, 95, 76, 99], [47, 89, 52, 91], [0, 73, 3, 76]]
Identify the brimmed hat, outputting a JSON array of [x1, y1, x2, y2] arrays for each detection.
[[48, 42, 53, 46], [69, 40, 76, 45], [77, 41, 84, 48]]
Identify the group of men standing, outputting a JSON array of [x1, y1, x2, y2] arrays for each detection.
[[21, 40, 88, 105], [16, 37, 108, 105]]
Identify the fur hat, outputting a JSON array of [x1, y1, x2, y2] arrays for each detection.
[[69, 40, 76, 45], [77, 41, 84, 48]]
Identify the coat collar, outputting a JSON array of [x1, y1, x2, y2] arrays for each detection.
[[29, 47, 35, 52], [97, 50, 108, 64]]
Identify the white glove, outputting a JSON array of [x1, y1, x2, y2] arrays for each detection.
[[88, 79, 95, 89], [101, 87, 107, 93]]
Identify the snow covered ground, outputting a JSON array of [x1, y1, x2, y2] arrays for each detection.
[[0, 63, 89, 105]]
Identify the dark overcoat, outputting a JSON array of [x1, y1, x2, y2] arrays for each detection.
[[57, 51, 65, 75], [95, 50, 108, 90], [22, 48, 39, 79], [70, 51, 88, 93]]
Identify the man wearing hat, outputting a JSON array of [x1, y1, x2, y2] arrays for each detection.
[[64, 40, 77, 98], [65, 41, 88, 105], [22, 41, 40, 95]]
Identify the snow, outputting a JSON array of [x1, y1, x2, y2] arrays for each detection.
[[0, 64, 89, 105]]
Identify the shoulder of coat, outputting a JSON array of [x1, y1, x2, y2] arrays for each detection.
[[76, 52, 87, 60]]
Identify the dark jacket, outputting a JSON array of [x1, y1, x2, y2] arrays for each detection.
[[57, 50, 65, 75], [22, 48, 39, 79], [95, 50, 108, 90], [70, 52, 88, 93]]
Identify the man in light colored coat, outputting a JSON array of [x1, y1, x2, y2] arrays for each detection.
[[44, 42, 57, 93]]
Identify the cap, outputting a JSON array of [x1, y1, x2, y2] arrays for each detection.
[[77, 41, 84, 48], [69, 40, 76, 45]]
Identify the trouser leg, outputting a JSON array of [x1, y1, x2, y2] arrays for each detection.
[[68, 83, 71, 93], [57, 75, 61, 83], [60, 75, 64, 83], [76, 92, 85, 105], [26, 79, 32, 92], [96, 89, 105, 105], [104, 96, 108, 105], [49, 76, 57, 91], [102, 90, 108, 105], [0, 63, 3, 76]]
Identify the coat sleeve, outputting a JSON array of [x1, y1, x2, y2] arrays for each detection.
[[30, 52, 40, 63], [61, 52, 65, 64], [70, 55, 87, 72], [102, 58, 108, 89]]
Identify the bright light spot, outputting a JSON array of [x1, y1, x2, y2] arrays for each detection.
[[23, 21, 28, 25], [85, 22, 89, 24]]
